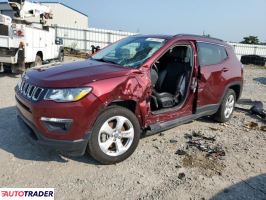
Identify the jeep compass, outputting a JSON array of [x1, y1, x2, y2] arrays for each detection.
[[16, 34, 243, 164]]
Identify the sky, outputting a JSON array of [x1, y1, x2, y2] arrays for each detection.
[[1, 0, 266, 42]]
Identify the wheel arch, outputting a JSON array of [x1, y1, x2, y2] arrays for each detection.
[[36, 51, 43, 61], [229, 84, 241, 101], [219, 81, 243, 104], [107, 99, 144, 129]]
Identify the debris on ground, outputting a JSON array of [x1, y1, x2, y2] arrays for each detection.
[[191, 131, 216, 141], [159, 133, 165, 136], [250, 102, 266, 119], [236, 100, 266, 120], [177, 131, 225, 160], [175, 164, 182, 169], [261, 126, 266, 132], [170, 139, 178, 143], [153, 145, 159, 150], [178, 173, 186, 180], [185, 131, 224, 159], [182, 154, 225, 176], [175, 150, 187, 156], [244, 121, 266, 131], [174, 131, 226, 176], [244, 122, 259, 129], [209, 127, 220, 131]]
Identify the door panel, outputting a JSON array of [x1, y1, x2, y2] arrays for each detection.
[[196, 42, 229, 108], [197, 63, 224, 106]]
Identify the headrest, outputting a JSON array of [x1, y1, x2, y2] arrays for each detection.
[[116, 48, 130, 58], [170, 47, 187, 62]]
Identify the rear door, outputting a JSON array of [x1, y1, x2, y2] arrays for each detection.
[[196, 42, 229, 112]]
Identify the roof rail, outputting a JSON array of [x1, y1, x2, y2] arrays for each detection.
[[173, 34, 224, 42]]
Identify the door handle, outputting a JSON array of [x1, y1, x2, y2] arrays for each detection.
[[222, 67, 229, 72]]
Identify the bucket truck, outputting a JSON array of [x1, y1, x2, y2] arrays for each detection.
[[0, 0, 64, 73]]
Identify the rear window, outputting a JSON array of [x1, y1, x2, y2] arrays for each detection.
[[0, 24, 9, 36], [198, 42, 228, 66]]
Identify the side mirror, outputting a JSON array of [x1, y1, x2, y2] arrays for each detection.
[[55, 38, 63, 45]]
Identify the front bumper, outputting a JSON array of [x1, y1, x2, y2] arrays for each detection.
[[0, 55, 17, 64], [17, 109, 90, 156], [15, 88, 103, 156]]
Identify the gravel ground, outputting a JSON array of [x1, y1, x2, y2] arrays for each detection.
[[0, 62, 265, 200]]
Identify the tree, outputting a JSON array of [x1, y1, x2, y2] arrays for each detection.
[[241, 36, 260, 44]]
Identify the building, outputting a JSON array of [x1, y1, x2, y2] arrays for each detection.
[[0, 1, 88, 29]]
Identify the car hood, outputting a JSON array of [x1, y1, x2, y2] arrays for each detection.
[[26, 59, 131, 88]]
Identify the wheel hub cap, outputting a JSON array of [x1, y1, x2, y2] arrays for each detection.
[[98, 116, 134, 157], [224, 94, 235, 118]]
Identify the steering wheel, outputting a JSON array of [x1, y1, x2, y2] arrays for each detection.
[[152, 62, 159, 73]]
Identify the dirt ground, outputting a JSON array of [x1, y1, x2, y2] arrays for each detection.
[[0, 61, 265, 200]]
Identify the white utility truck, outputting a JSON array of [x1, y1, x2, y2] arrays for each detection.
[[0, 0, 64, 73]]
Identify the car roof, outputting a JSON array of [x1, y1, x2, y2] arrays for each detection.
[[134, 34, 227, 46]]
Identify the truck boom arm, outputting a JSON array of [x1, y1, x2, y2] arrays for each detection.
[[8, 0, 52, 20]]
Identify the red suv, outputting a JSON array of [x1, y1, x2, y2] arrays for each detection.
[[16, 34, 243, 164]]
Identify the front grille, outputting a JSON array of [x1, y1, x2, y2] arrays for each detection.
[[18, 80, 44, 101]]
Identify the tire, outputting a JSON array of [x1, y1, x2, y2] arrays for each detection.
[[213, 89, 236, 123], [87, 106, 141, 164], [3, 66, 11, 73], [34, 55, 42, 67], [58, 52, 64, 62], [11, 64, 18, 74]]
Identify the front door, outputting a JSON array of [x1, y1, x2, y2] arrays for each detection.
[[146, 41, 198, 125]]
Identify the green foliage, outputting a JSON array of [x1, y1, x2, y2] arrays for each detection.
[[241, 36, 260, 44]]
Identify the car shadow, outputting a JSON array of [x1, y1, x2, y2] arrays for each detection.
[[0, 106, 99, 165], [254, 77, 266, 85], [210, 174, 266, 200]]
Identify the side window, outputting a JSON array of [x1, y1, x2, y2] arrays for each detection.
[[197, 42, 228, 66]]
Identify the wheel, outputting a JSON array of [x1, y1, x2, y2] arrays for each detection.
[[87, 106, 141, 164], [3, 65, 11, 73], [213, 89, 236, 123], [11, 64, 25, 74], [58, 52, 64, 62], [34, 55, 42, 67], [11, 64, 18, 74]]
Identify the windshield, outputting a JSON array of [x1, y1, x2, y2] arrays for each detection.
[[91, 36, 166, 68]]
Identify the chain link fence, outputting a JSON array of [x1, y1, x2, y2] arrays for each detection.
[[55, 26, 266, 61], [55, 26, 136, 52]]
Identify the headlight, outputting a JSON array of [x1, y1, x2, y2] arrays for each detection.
[[44, 87, 92, 102]]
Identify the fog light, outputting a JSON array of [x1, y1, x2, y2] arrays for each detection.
[[41, 117, 73, 132]]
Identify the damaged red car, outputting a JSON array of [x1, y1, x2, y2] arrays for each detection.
[[15, 34, 243, 164]]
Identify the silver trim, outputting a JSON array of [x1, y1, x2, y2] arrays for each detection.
[[26, 85, 33, 98], [40, 117, 73, 123], [18, 80, 44, 101], [32, 88, 44, 101], [23, 83, 29, 95]]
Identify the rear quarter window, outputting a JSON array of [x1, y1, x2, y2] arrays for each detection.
[[197, 42, 228, 66]]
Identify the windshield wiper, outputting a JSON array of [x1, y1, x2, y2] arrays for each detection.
[[91, 58, 118, 65]]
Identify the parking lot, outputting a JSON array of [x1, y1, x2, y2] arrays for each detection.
[[0, 61, 265, 200]]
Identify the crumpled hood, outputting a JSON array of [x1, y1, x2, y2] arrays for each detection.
[[26, 59, 131, 88]]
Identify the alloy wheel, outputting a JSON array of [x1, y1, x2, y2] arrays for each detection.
[[98, 116, 134, 156]]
